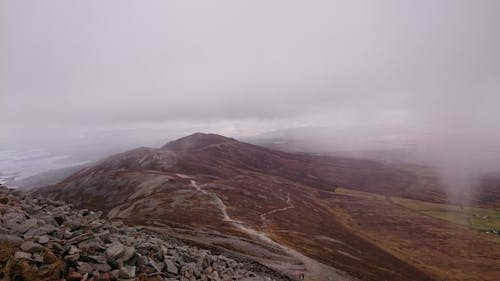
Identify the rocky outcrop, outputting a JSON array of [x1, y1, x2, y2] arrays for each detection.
[[0, 185, 284, 281]]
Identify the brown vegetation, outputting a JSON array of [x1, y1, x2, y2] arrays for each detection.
[[34, 133, 500, 281], [0, 239, 62, 281]]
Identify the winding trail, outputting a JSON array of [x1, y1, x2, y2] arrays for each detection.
[[191, 180, 231, 221], [260, 193, 294, 223], [190, 180, 351, 281]]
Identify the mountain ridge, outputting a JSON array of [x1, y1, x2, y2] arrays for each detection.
[[31, 133, 500, 281], [161, 133, 238, 152]]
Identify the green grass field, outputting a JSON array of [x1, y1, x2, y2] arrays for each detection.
[[392, 197, 500, 231], [335, 188, 500, 231]]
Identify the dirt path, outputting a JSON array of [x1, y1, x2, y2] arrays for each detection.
[[190, 180, 353, 281], [260, 193, 294, 223]]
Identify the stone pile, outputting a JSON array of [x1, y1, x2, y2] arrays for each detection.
[[0, 185, 281, 281]]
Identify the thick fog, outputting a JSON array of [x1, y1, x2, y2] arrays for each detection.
[[2, 1, 500, 200]]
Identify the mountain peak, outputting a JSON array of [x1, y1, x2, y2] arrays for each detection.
[[161, 133, 237, 151]]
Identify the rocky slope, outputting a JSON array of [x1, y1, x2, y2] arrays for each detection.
[[0, 184, 288, 281]]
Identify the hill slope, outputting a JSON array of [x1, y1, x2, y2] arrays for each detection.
[[34, 133, 500, 281], [0, 185, 287, 281]]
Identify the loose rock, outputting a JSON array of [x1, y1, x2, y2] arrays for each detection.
[[0, 186, 285, 281], [20, 241, 44, 253]]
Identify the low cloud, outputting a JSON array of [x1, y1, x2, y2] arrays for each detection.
[[2, 0, 500, 201]]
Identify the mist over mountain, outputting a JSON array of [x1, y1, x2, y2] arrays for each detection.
[[2, 1, 500, 280], [3, 1, 500, 202]]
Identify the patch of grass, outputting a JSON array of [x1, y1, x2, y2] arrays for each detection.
[[459, 207, 500, 230], [334, 187, 386, 200], [392, 197, 500, 230], [336, 188, 500, 231], [391, 197, 458, 212], [420, 210, 469, 226]]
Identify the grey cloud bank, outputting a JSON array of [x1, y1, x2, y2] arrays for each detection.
[[1, 1, 500, 200]]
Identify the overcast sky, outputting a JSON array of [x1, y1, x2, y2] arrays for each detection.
[[1, 1, 499, 142], [2, 1, 500, 198]]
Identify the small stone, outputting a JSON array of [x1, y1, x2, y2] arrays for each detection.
[[97, 272, 111, 281], [49, 242, 65, 253], [148, 258, 162, 272], [15, 218, 38, 234], [68, 245, 81, 255], [63, 230, 73, 239], [109, 269, 120, 280], [78, 262, 93, 274], [20, 241, 44, 253], [210, 271, 222, 281], [111, 257, 124, 269], [105, 242, 125, 262], [89, 255, 107, 264], [93, 262, 112, 272], [43, 249, 59, 264], [38, 235, 50, 244], [65, 253, 81, 262], [205, 266, 214, 274], [182, 263, 199, 278], [0, 234, 24, 245], [79, 238, 104, 251], [33, 252, 44, 263], [31, 224, 58, 236], [197, 253, 211, 269], [14, 251, 32, 260], [119, 265, 136, 278], [111, 220, 124, 228], [122, 246, 135, 261], [160, 245, 169, 258], [66, 271, 83, 281], [165, 259, 178, 274], [96, 231, 112, 243], [136, 255, 148, 266], [2, 212, 25, 222]]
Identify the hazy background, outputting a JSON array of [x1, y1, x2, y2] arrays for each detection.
[[1, 1, 500, 199]]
